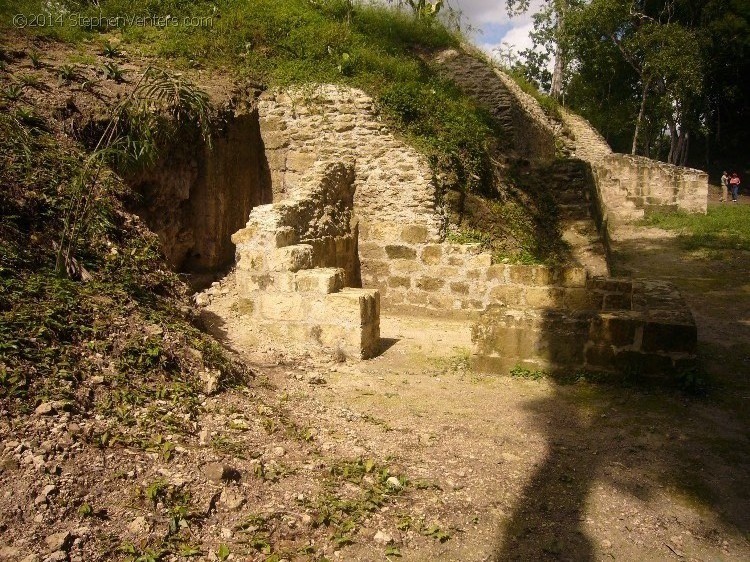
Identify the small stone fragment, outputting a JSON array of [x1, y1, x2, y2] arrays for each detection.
[[45, 531, 72, 552], [35, 403, 55, 416], [127, 516, 150, 535], [200, 370, 221, 395], [202, 463, 238, 484], [273, 446, 286, 457], [220, 488, 246, 511], [194, 293, 210, 307], [385, 477, 402, 490], [373, 530, 394, 545]]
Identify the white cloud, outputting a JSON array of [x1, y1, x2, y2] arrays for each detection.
[[498, 21, 535, 54]]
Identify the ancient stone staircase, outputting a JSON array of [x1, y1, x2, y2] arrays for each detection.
[[433, 49, 515, 152], [547, 159, 609, 277], [434, 49, 609, 277]]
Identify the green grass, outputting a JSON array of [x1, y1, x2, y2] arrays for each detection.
[[0, 110, 244, 424], [2, 0, 499, 195], [643, 206, 750, 251]]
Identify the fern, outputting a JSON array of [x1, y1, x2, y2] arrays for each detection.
[[55, 66, 213, 279]]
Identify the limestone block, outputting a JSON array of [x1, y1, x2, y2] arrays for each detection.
[[416, 277, 445, 292], [641, 320, 697, 354], [385, 245, 417, 260], [508, 265, 535, 285], [400, 225, 429, 244], [450, 282, 470, 295], [467, 253, 492, 268], [295, 268, 345, 294], [524, 287, 565, 309], [561, 267, 588, 288], [325, 288, 380, 326], [236, 270, 273, 293], [589, 313, 638, 347], [427, 293, 458, 310], [420, 245, 443, 265], [359, 242, 386, 260], [361, 260, 391, 277], [388, 276, 411, 289], [235, 248, 266, 271], [257, 292, 307, 322], [269, 244, 313, 272], [563, 288, 602, 311], [486, 264, 510, 283], [261, 130, 290, 151], [489, 285, 525, 307], [390, 259, 422, 275]]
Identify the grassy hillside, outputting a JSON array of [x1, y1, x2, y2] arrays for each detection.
[[1, 0, 572, 264]]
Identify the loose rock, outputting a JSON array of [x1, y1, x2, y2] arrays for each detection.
[[203, 463, 238, 484], [44, 531, 72, 552]]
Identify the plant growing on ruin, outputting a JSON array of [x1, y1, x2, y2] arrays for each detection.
[[55, 67, 213, 279]]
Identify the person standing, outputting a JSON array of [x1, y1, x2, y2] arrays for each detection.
[[721, 171, 729, 202], [730, 172, 741, 202]]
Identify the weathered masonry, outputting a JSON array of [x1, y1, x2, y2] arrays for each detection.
[[223, 55, 705, 378]]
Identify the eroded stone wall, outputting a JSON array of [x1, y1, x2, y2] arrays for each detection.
[[592, 155, 708, 227], [129, 110, 272, 272], [231, 162, 379, 359], [472, 277, 698, 379], [258, 85, 444, 247]]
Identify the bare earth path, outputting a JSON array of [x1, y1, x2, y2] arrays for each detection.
[[203, 209, 750, 562]]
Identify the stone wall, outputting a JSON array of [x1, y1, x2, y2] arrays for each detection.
[[592, 155, 708, 229], [129, 110, 272, 272], [257, 85, 444, 247], [231, 162, 379, 359], [434, 48, 562, 160], [360, 239, 598, 315], [472, 277, 698, 379]]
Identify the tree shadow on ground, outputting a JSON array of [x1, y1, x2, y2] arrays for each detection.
[[492, 232, 750, 560]]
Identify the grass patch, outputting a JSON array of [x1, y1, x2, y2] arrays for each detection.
[[2, 0, 499, 196], [506, 69, 562, 121], [642, 206, 750, 251]]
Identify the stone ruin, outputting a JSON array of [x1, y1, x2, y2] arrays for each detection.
[[219, 55, 707, 380]]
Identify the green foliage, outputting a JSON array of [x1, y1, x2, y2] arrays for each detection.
[[509, 364, 548, 380], [57, 63, 78, 82], [642, 206, 750, 251], [446, 228, 491, 246], [102, 61, 126, 82]]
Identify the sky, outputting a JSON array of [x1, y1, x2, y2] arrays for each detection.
[[444, 0, 541, 61]]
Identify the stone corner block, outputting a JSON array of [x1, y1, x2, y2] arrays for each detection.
[[269, 244, 313, 272], [295, 268, 345, 294]]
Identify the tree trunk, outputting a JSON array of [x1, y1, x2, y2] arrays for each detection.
[[667, 119, 678, 164], [550, 0, 566, 99], [632, 78, 650, 155], [550, 44, 564, 99]]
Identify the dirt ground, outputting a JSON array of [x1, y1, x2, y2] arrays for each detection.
[[192, 196, 750, 561], [3, 215, 749, 562]]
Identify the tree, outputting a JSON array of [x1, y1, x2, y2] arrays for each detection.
[[565, 0, 704, 164], [506, 0, 575, 99]]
